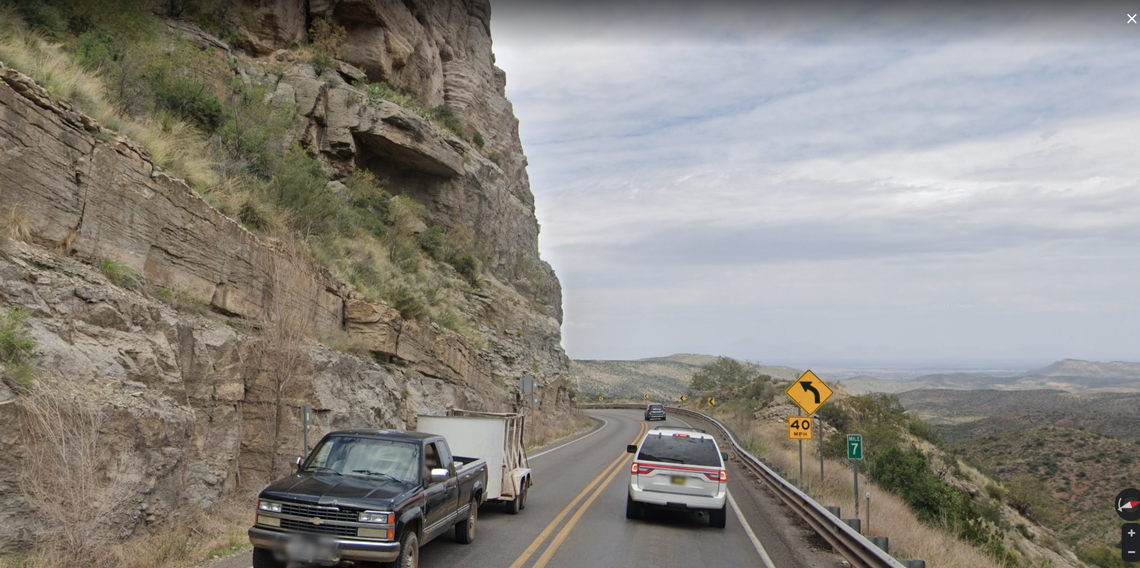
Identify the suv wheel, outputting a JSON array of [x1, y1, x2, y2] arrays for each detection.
[[252, 548, 285, 568], [625, 494, 642, 520], [709, 503, 727, 528]]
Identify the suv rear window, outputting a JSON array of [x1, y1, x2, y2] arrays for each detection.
[[637, 434, 720, 467], [648, 404, 663, 410]]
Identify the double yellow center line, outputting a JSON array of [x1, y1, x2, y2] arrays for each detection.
[[508, 416, 648, 568]]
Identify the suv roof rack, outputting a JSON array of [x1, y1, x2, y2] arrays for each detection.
[[652, 426, 707, 434]]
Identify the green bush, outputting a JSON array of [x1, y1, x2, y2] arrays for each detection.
[[148, 71, 222, 131], [429, 104, 465, 137], [1005, 474, 1061, 525], [269, 146, 337, 236], [1081, 543, 1132, 568], [309, 18, 345, 76], [450, 253, 480, 287], [689, 357, 758, 394], [472, 132, 485, 148], [0, 307, 37, 387], [100, 257, 139, 289]]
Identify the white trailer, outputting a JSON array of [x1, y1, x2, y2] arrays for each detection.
[[416, 410, 533, 514]]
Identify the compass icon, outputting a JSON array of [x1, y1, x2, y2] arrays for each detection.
[[1116, 488, 1140, 521]]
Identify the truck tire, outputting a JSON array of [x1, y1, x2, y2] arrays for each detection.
[[519, 480, 528, 511], [252, 548, 285, 568], [386, 531, 419, 568], [709, 503, 727, 528], [505, 490, 521, 515], [455, 503, 477, 544], [625, 494, 642, 520]]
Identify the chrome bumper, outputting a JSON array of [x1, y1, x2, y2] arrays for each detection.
[[248, 526, 400, 563]]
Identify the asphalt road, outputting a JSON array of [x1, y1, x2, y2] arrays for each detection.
[[210, 409, 842, 568]]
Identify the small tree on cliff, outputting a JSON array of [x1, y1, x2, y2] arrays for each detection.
[[688, 357, 760, 395]]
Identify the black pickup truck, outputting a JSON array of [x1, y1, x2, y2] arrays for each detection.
[[249, 429, 488, 568]]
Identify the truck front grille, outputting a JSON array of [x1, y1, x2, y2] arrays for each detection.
[[280, 502, 360, 523], [279, 517, 358, 537]]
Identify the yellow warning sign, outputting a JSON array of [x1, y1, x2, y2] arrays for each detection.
[[679, 395, 686, 402], [787, 417, 812, 440], [707, 397, 715, 407], [784, 370, 833, 415]]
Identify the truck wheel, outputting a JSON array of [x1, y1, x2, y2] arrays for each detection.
[[506, 491, 521, 515], [625, 494, 641, 520], [388, 531, 419, 568], [519, 481, 528, 511], [455, 503, 477, 544], [252, 547, 285, 568], [709, 503, 727, 528]]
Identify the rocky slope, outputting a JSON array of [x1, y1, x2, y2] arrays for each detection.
[[0, 0, 569, 550]]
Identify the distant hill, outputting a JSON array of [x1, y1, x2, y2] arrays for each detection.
[[897, 389, 1140, 442], [570, 354, 801, 401], [839, 359, 1140, 394]]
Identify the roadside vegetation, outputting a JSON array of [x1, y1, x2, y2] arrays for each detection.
[[677, 357, 1072, 568]]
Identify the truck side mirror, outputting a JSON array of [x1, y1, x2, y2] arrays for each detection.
[[430, 468, 450, 483], [721, 452, 728, 460], [295, 457, 303, 471], [627, 445, 637, 454]]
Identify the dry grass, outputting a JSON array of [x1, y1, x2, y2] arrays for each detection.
[[524, 407, 593, 451], [17, 380, 142, 568], [2, 496, 255, 568], [719, 411, 1005, 568], [0, 9, 217, 189], [1, 204, 33, 243]]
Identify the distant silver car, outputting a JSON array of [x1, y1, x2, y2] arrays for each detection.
[[626, 426, 728, 528], [644, 403, 666, 421]]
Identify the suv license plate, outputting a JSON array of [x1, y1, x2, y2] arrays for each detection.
[[671, 476, 686, 485]]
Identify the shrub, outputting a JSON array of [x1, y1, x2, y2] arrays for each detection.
[[487, 151, 503, 167], [472, 132, 485, 148], [100, 257, 139, 289], [0, 308, 36, 387], [309, 18, 345, 76], [148, 71, 222, 131], [450, 253, 480, 287], [689, 357, 758, 394], [429, 104, 465, 137], [269, 146, 336, 236], [1005, 474, 1061, 525]]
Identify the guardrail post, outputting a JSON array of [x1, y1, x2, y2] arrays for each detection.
[[825, 505, 841, 518], [903, 561, 926, 568], [842, 518, 860, 533], [870, 536, 888, 553]]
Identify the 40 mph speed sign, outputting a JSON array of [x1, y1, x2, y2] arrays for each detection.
[[787, 417, 812, 440]]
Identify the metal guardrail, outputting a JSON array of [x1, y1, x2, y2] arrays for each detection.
[[582, 403, 907, 568]]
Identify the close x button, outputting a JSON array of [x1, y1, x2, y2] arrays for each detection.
[[1124, 523, 1140, 562]]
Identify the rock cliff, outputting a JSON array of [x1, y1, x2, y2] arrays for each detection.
[[0, 0, 570, 548]]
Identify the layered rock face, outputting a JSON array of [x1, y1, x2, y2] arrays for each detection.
[[0, 0, 571, 547], [195, 0, 562, 319]]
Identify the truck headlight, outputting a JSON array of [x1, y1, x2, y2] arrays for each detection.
[[258, 500, 282, 513], [358, 511, 389, 524]]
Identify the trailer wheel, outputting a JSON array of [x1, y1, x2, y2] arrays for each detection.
[[506, 489, 521, 515]]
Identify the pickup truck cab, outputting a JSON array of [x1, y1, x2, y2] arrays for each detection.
[[249, 429, 487, 568]]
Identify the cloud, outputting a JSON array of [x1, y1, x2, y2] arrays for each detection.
[[490, 3, 1140, 366]]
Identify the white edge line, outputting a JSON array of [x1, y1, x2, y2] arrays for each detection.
[[673, 415, 775, 568], [528, 416, 609, 459], [729, 489, 777, 568]]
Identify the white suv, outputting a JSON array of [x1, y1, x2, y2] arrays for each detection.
[[625, 426, 728, 528]]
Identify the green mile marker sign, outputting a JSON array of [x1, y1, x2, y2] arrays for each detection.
[[847, 434, 863, 460]]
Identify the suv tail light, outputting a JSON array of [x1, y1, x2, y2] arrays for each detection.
[[672, 433, 690, 437], [631, 462, 654, 475], [704, 470, 727, 482]]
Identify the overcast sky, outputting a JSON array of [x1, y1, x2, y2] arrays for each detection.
[[489, 1, 1140, 369]]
